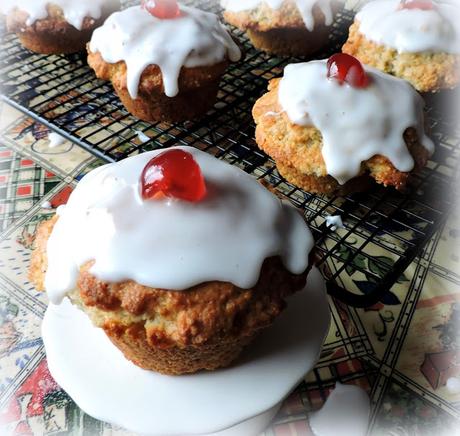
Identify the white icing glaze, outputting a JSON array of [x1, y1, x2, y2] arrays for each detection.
[[135, 130, 150, 143], [355, 0, 460, 54], [221, 0, 335, 31], [1, 0, 120, 31], [309, 382, 370, 436], [48, 132, 66, 148], [446, 377, 460, 394], [89, 5, 241, 99], [278, 60, 434, 185], [325, 215, 343, 231], [45, 146, 313, 304], [42, 267, 330, 435]]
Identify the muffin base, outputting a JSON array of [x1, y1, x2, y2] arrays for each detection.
[[276, 161, 374, 196], [247, 26, 331, 57], [16, 27, 96, 54], [103, 320, 256, 375], [114, 79, 221, 123], [223, 1, 341, 57], [41, 270, 329, 435], [87, 51, 230, 123]]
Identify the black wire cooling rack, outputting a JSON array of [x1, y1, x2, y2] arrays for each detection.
[[0, 1, 458, 307]]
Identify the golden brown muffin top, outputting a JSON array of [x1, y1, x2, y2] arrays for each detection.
[[252, 78, 430, 190], [343, 22, 460, 93], [223, 0, 340, 32], [30, 216, 309, 348]]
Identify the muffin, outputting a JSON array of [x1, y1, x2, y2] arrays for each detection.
[[342, 0, 460, 93], [30, 147, 314, 375], [221, 0, 341, 56], [87, 1, 241, 123], [1, 0, 120, 55], [252, 53, 434, 195]]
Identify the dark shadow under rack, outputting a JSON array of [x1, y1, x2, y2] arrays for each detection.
[[0, 1, 458, 307]]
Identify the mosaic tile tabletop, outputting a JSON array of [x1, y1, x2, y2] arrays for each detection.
[[0, 100, 459, 436]]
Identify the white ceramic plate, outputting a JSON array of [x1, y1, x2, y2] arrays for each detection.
[[42, 267, 330, 435]]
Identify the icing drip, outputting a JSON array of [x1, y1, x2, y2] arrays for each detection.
[[446, 377, 460, 394], [45, 147, 313, 304], [221, 0, 336, 31], [356, 0, 460, 54], [89, 5, 241, 99], [309, 383, 370, 436], [135, 130, 150, 144], [1, 0, 120, 30], [48, 132, 66, 148], [278, 60, 434, 185], [325, 215, 343, 231]]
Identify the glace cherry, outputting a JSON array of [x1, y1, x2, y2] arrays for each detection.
[[327, 53, 369, 88], [398, 0, 435, 10], [141, 0, 181, 19], [141, 149, 207, 202]]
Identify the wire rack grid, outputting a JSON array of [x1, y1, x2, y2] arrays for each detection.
[[0, 1, 458, 307]]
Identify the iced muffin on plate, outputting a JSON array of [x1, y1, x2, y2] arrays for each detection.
[[1, 0, 120, 54], [87, 0, 241, 123], [342, 0, 460, 92], [252, 53, 434, 195], [221, 0, 340, 56], [30, 147, 314, 375]]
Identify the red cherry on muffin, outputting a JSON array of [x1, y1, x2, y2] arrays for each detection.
[[398, 0, 435, 10], [141, 0, 181, 19], [327, 53, 369, 88], [141, 149, 207, 202]]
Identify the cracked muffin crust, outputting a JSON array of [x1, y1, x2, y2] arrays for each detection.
[[3, 1, 119, 54], [342, 0, 460, 93], [343, 22, 460, 93], [30, 216, 309, 374], [252, 65, 432, 195], [222, 0, 340, 56]]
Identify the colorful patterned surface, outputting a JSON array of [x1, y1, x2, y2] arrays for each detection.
[[0, 103, 459, 436]]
